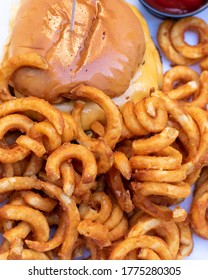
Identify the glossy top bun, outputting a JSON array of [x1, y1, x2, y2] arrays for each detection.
[[8, 0, 146, 102]]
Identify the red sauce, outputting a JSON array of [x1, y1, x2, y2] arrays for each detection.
[[144, 0, 206, 14]]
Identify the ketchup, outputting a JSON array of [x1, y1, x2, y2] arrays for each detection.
[[144, 0, 206, 14]]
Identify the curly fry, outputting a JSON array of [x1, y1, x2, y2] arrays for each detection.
[[133, 166, 187, 183], [0, 249, 50, 260], [157, 20, 198, 65], [60, 161, 76, 197], [132, 181, 190, 200], [29, 120, 62, 152], [62, 112, 77, 142], [128, 214, 180, 259], [200, 56, 208, 70], [132, 127, 179, 155], [130, 146, 182, 170], [3, 222, 31, 243], [132, 181, 190, 221], [23, 154, 43, 176], [107, 216, 128, 242], [188, 71, 208, 108], [163, 69, 208, 108], [176, 221, 193, 259], [107, 167, 134, 213], [21, 191, 57, 212], [0, 204, 49, 242], [170, 17, 208, 59], [134, 96, 168, 133], [0, 53, 48, 101], [26, 212, 66, 252], [109, 235, 172, 260], [79, 192, 112, 223], [152, 91, 200, 161], [70, 85, 123, 149], [190, 176, 208, 239], [72, 101, 113, 174], [78, 220, 111, 248], [0, 97, 64, 135], [16, 135, 46, 157], [113, 151, 132, 180], [90, 121, 105, 138], [46, 142, 97, 184], [0, 114, 34, 163], [184, 105, 208, 170], [72, 237, 101, 260], [7, 239, 23, 260], [137, 248, 161, 260], [0, 176, 80, 260], [162, 66, 200, 98], [121, 101, 148, 136]]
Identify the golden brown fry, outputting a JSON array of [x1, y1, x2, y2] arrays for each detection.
[[134, 96, 168, 133], [0, 114, 35, 163], [170, 17, 208, 59], [90, 121, 105, 138], [72, 101, 113, 174], [7, 239, 23, 260], [132, 127, 179, 155], [60, 161, 76, 197], [132, 181, 190, 200], [70, 85, 123, 149], [177, 221, 193, 259], [152, 91, 200, 161], [162, 66, 200, 100], [46, 142, 98, 184], [21, 191, 57, 212], [29, 120, 62, 152], [26, 212, 66, 252], [190, 178, 208, 239], [23, 154, 43, 176], [107, 216, 128, 242], [130, 146, 182, 170], [0, 53, 48, 101], [16, 135, 46, 157], [0, 176, 80, 259], [3, 222, 31, 243], [128, 214, 180, 259], [137, 248, 161, 260], [107, 166, 134, 213], [0, 97, 64, 135], [0, 204, 49, 242], [78, 219, 111, 248], [0, 249, 50, 260], [185, 105, 208, 170], [132, 181, 190, 221], [62, 112, 77, 142], [200, 56, 208, 70], [79, 192, 112, 223], [121, 101, 148, 136], [157, 20, 198, 65], [133, 166, 187, 183], [109, 235, 172, 260], [113, 151, 132, 180]]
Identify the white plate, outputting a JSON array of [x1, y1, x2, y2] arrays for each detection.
[[0, 0, 208, 260]]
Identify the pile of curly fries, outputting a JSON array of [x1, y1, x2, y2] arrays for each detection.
[[0, 16, 208, 260]]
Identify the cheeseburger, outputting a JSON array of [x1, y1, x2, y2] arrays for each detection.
[[2, 0, 162, 129]]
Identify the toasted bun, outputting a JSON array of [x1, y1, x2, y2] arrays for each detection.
[[5, 0, 163, 130], [8, 0, 146, 101]]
